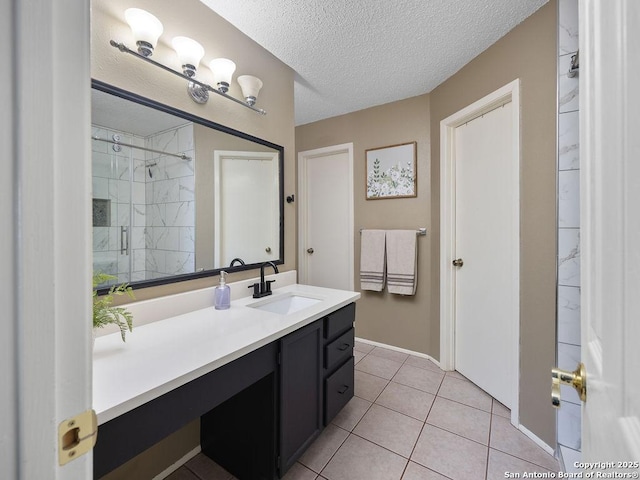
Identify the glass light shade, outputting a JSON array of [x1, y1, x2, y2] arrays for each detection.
[[124, 8, 163, 57], [237, 75, 264, 106], [171, 36, 205, 77], [209, 58, 236, 93]]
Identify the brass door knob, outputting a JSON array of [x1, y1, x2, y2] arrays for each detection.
[[307, 248, 314, 254], [452, 258, 464, 267], [551, 362, 586, 408]]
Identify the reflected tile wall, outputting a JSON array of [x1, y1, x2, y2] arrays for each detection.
[[557, 0, 581, 463], [144, 124, 195, 278], [92, 122, 195, 283]]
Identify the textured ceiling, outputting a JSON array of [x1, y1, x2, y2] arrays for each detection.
[[199, 0, 548, 126]]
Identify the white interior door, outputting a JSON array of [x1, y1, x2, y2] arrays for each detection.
[[454, 102, 517, 409], [579, 0, 640, 459], [298, 144, 354, 290], [214, 151, 279, 267]]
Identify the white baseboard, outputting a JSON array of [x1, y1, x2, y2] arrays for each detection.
[[518, 424, 556, 457], [153, 446, 201, 480], [354, 337, 442, 369]]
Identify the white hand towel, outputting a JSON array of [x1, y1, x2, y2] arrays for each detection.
[[360, 229, 386, 291], [386, 230, 417, 295]]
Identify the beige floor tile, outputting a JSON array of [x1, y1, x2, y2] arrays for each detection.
[[487, 448, 556, 478], [492, 399, 511, 419], [166, 467, 200, 480], [402, 461, 451, 480], [185, 454, 234, 480], [369, 346, 410, 364], [444, 370, 468, 381], [437, 376, 493, 412], [355, 370, 389, 402], [355, 354, 404, 380], [376, 381, 435, 421], [298, 424, 349, 474], [354, 349, 366, 365], [490, 415, 560, 471], [411, 425, 488, 480], [404, 356, 444, 374], [331, 396, 372, 431], [354, 341, 375, 354], [353, 404, 423, 458], [393, 364, 444, 394], [321, 434, 408, 480], [282, 462, 319, 480], [427, 397, 491, 445]]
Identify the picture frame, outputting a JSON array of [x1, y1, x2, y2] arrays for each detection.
[[365, 141, 417, 199]]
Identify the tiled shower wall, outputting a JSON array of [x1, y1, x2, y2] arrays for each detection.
[[143, 124, 196, 280], [557, 0, 581, 468], [92, 123, 195, 284]]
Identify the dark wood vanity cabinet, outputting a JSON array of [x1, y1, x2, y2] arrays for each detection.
[[279, 319, 323, 474], [322, 303, 355, 425], [278, 302, 356, 477]]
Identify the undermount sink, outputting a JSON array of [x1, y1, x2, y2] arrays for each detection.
[[248, 293, 323, 315]]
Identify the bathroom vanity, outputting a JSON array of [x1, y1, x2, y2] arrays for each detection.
[[93, 281, 359, 479]]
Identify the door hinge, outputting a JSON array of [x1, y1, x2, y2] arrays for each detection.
[[58, 409, 98, 466]]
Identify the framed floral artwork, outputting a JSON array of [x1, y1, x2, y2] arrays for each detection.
[[365, 141, 417, 199]]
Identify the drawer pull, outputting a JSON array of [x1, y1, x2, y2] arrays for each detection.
[[337, 385, 349, 395], [337, 343, 351, 351]]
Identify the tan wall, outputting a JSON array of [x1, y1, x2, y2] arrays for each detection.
[[193, 124, 279, 270], [296, 95, 435, 355], [92, 0, 295, 303], [297, 0, 558, 448], [430, 1, 558, 446], [91, 0, 295, 477]]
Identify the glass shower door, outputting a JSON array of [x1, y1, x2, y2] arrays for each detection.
[[91, 129, 136, 287]]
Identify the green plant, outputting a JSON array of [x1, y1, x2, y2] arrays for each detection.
[[93, 273, 135, 342]]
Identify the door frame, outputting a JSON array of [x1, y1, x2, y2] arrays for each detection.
[[297, 143, 355, 290], [213, 150, 280, 266], [5, 0, 93, 477], [439, 79, 521, 427]]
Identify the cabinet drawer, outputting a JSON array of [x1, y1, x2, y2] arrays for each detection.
[[324, 303, 356, 340], [324, 357, 354, 425], [324, 328, 354, 371]]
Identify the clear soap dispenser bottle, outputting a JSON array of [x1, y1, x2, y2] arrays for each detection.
[[215, 271, 231, 310]]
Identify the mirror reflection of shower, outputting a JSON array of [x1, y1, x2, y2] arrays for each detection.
[[91, 123, 196, 287]]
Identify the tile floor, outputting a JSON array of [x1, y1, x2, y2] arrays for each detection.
[[168, 341, 560, 480]]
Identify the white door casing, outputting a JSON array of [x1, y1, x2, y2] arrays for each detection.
[[214, 150, 280, 267], [298, 144, 354, 291], [454, 102, 514, 409], [580, 0, 640, 459], [7, 0, 93, 478], [440, 79, 521, 427]]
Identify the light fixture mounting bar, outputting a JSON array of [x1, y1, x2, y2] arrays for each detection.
[[109, 40, 267, 115]]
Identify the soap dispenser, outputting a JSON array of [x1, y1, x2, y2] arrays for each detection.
[[214, 271, 231, 310]]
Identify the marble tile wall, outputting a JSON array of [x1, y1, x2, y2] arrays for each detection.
[[144, 123, 196, 279], [92, 126, 146, 285], [557, 0, 581, 468], [92, 122, 195, 284]]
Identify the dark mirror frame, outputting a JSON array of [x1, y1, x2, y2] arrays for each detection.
[[92, 79, 285, 295]]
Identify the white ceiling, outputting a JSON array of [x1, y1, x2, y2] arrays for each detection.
[[199, 0, 548, 126]]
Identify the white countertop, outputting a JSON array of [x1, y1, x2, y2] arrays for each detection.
[[93, 283, 360, 424]]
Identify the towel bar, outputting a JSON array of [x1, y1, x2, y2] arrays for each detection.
[[359, 228, 426, 236]]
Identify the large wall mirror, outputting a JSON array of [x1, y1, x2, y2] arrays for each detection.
[[91, 80, 284, 293]]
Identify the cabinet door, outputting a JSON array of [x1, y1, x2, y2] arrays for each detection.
[[279, 320, 323, 475]]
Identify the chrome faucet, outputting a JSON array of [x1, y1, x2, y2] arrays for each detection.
[[249, 261, 279, 298]]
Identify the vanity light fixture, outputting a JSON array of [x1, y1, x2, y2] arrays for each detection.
[[171, 36, 209, 104], [124, 8, 163, 57], [237, 75, 263, 106], [111, 8, 266, 115], [209, 58, 236, 94]]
